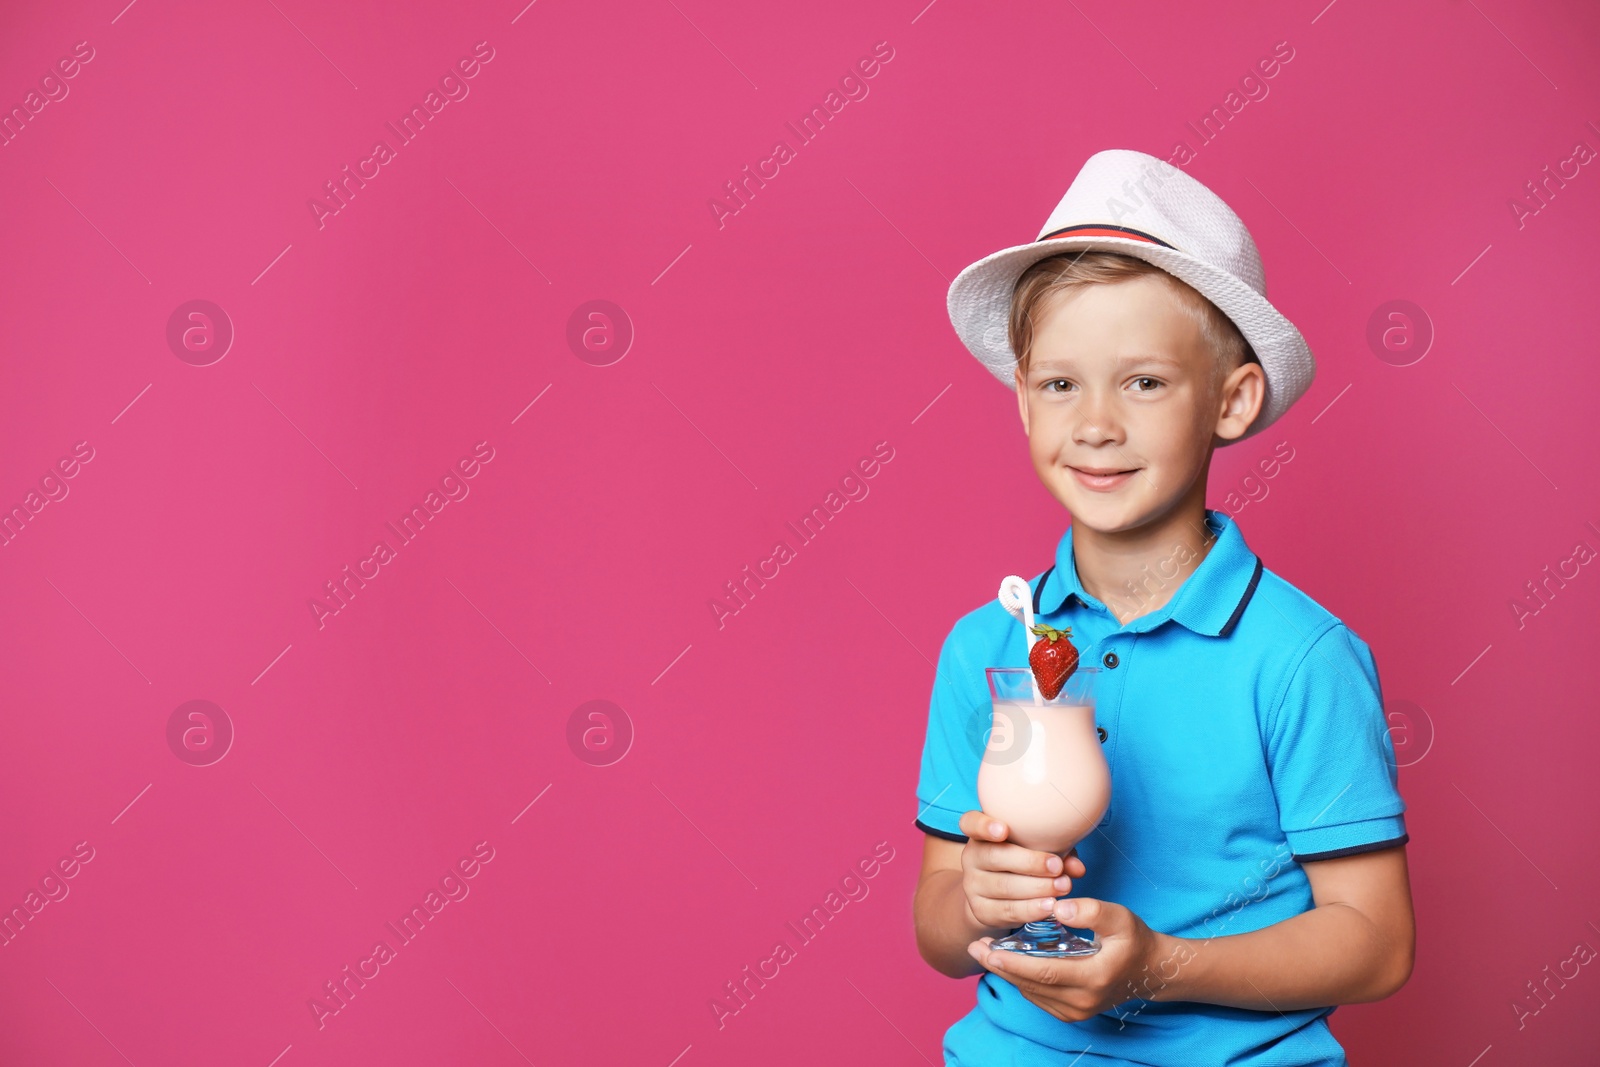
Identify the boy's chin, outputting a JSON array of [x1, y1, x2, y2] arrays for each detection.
[[1046, 483, 1149, 533]]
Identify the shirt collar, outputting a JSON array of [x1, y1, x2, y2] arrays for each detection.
[[1032, 508, 1264, 637]]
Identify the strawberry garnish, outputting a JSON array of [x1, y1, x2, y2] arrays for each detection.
[[1028, 624, 1079, 699]]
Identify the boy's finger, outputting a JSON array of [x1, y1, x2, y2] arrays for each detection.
[[972, 840, 1064, 877], [973, 869, 1069, 902], [975, 892, 1059, 927]]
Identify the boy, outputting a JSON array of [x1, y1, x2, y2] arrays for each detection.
[[912, 150, 1413, 1065]]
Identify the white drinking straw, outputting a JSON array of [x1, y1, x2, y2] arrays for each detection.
[[997, 575, 1044, 704]]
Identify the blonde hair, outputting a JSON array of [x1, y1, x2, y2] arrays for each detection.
[[1008, 251, 1257, 390]]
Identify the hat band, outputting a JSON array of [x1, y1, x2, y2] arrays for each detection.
[[1037, 223, 1176, 249]]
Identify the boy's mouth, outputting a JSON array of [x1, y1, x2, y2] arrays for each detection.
[[1068, 465, 1139, 491]]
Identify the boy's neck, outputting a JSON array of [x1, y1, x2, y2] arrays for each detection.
[[1071, 486, 1219, 626]]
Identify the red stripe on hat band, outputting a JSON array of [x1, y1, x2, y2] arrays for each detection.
[[1038, 224, 1175, 249]]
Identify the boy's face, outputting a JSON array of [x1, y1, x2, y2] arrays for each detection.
[[1012, 273, 1264, 534]]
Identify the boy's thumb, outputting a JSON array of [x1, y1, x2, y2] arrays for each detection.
[[959, 811, 1009, 841], [1055, 896, 1114, 931]]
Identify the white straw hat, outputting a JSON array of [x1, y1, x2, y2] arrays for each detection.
[[946, 149, 1315, 444]]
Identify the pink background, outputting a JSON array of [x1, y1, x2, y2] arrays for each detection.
[[2, 0, 1597, 1063]]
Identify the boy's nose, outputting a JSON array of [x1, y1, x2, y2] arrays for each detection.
[[1070, 399, 1124, 445]]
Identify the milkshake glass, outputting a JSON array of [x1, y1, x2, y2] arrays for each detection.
[[978, 666, 1108, 957]]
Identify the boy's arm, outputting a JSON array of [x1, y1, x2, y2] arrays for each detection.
[[968, 844, 1414, 1020], [1145, 844, 1415, 1009], [914, 835, 998, 978]]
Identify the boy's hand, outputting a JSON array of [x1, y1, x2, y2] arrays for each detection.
[[957, 811, 1087, 931], [967, 896, 1166, 1023]]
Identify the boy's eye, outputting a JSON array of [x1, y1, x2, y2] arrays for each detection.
[[1041, 377, 1162, 393]]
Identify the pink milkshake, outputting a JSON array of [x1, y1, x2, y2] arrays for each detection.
[[978, 665, 1108, 957]]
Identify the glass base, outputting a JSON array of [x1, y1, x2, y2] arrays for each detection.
[[992, 919, 1100, 958]]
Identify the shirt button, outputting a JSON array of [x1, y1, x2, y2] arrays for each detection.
[[1102, 651, 1119, 668], [1097, 726, 1108, 743]]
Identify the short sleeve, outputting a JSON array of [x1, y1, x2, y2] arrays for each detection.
[[1265, 623, 1409, 862], [914, 625, 986, 842]]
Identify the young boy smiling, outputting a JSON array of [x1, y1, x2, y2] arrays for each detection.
[[912, 150, 1413, 1065]]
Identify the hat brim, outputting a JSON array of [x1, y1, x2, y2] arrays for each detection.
[[946, 235, 1315, 445]]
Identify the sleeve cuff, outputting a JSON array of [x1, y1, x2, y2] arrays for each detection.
[[914, 801, 967, 842], [914, 817, 967, 843], [1286, 814, 1409, 862]]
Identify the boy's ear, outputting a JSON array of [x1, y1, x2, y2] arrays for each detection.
[[1215, 362, 1266, 443], [1014, 366, 1031, 435]]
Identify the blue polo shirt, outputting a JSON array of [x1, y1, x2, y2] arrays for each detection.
[[915, 508, 1408, 1067]]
